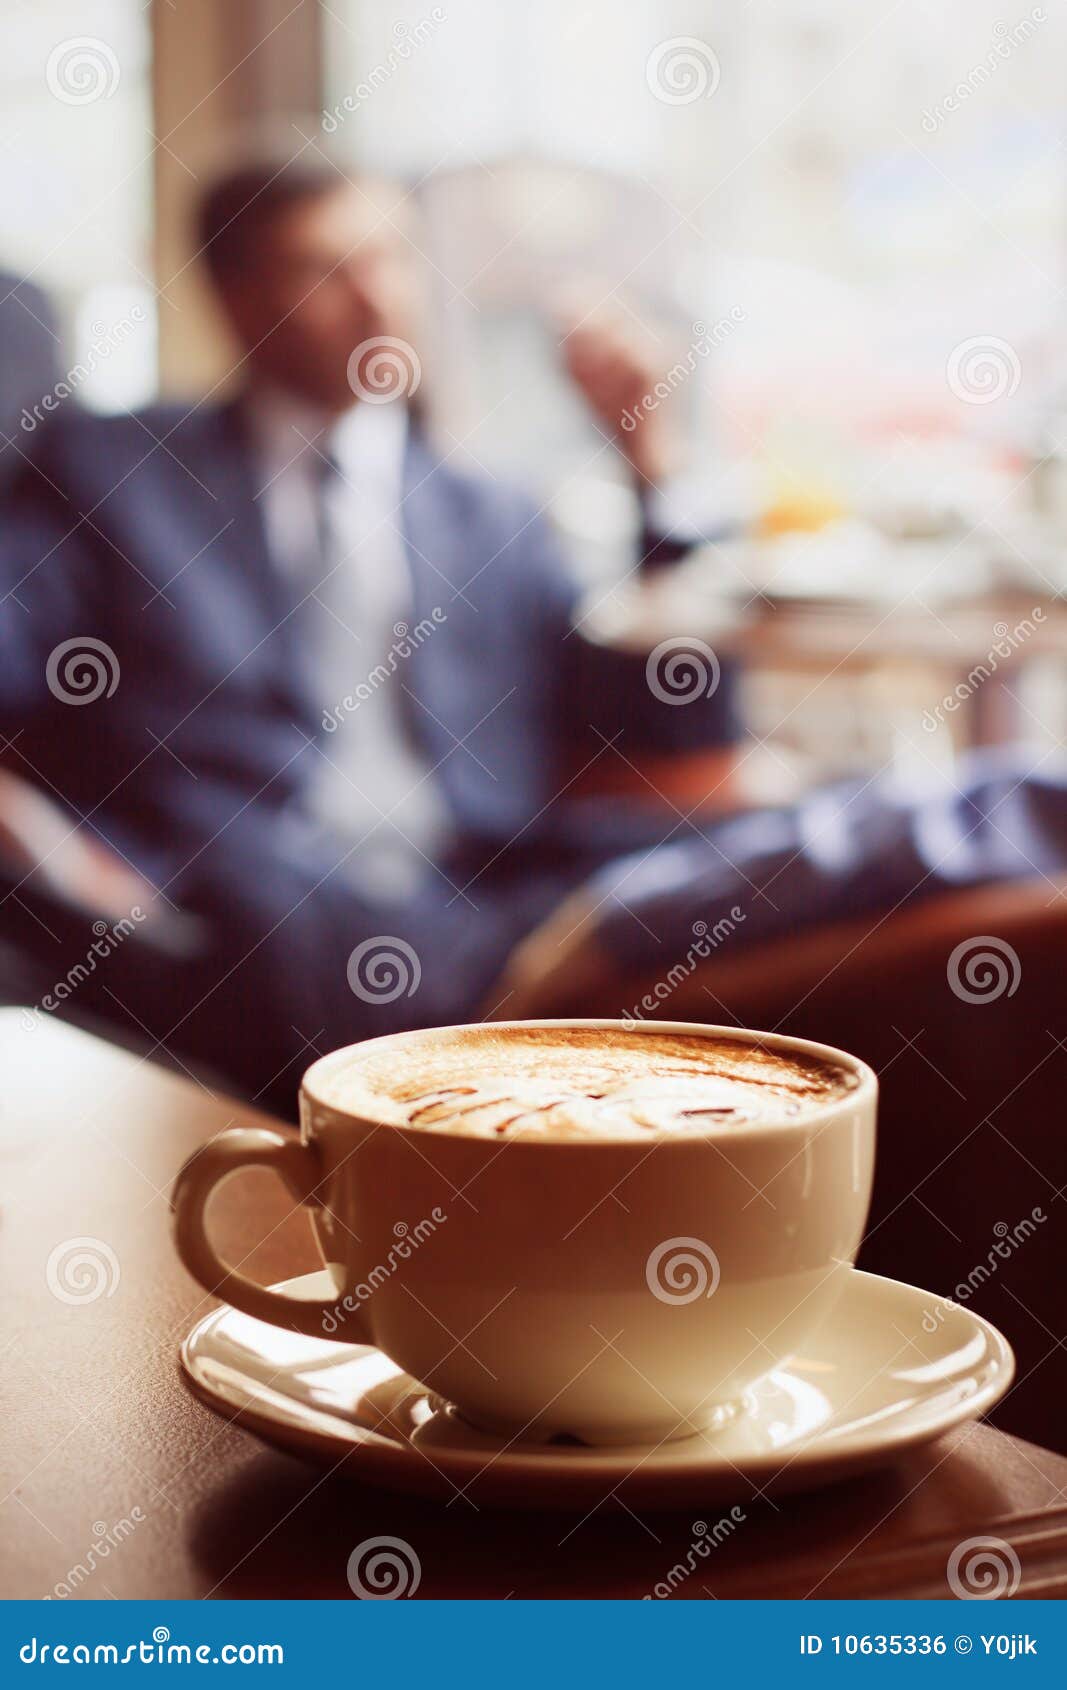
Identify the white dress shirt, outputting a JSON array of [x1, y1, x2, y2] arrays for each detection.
[[249, 389, 449, 897]]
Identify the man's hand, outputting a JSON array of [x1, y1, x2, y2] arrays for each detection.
[[0, 766, 155, 919], [560, 309, 676, 488]]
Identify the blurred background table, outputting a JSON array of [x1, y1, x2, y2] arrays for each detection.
[[2, 1012, 1066, 1599], [593, 525, 1067, 787], [737, 589, 1067, 756]]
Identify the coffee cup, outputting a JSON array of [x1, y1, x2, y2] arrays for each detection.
[[172, 1019, 876, 1446]]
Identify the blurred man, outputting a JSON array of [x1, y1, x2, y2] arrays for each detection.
[[0, 153, 740, 1102]]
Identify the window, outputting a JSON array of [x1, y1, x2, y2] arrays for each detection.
[[324, 0, 1067, 509], [0, 0, 157, 417]]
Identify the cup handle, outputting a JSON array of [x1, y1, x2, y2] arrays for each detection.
[[172, 1127, 369, 1341]]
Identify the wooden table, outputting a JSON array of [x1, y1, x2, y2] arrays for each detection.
[[2, 1011, 1066, 1600]]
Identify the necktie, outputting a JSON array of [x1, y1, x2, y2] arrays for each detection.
[[299, 436, 450, 897]]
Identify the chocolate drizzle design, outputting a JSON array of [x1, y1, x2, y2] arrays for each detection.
[[324, 1027, 858, 1140]]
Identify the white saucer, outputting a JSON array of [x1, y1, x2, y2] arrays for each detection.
[[179, 1268, 1014, 1511]]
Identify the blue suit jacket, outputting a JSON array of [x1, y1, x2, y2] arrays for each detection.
[[0, 399, 738, 886]]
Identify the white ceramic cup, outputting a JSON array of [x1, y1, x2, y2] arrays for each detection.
[[172, 1020, 876, 1446]]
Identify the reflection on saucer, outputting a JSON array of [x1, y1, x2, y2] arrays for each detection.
[[179, 1268, 1013, 1511]]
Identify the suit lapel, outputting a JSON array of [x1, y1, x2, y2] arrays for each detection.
[[400, 425, 468, 612], [190, 399, 288, 623], [399, 427, 533, 836], [398, 426, 464, 728], [180, 398, 322, 727]]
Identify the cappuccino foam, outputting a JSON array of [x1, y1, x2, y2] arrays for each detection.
[[320, 1026, 857, 1139]]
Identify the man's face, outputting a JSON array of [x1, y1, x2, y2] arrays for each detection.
[[218, 181, 422, 411]]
